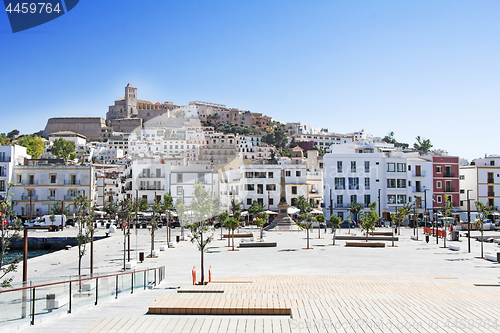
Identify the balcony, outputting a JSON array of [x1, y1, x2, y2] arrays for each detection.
[[488, 191, 495, 197], [413, 171, 426, 177], [335, 186, 345, 190], [0, 157, 11, 162], [444, 187, 454, 193], [334, 203, 346, 208], [64, 180, 81, 185], [46, 196, 56, 200], [443, 172, 455, 178], [21, 194, 38, 200], [139, 186, 165, 191], [413, 187, 423, 193], [488, 178, 494, 184], [138, 174, 165, 178], [348, 185, 359, 190], [64, 195, 76, 200], [26, 180, 39, 185], [0, 172, 6, 177]]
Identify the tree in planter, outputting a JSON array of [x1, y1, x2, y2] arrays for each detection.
[[347, 202, 364, 234], [50, 201, 70, 215], [475, 201, 492, 259], [149, 199, 161, 258], [188, 183, 219, 283], [330, 214, 342, 246], [255, 211, 268, 240], [161, 193, 174, 245], [315, 214, 325, 239], [74, 195, 93, 284], [361, 203, 378, 242], [175, 198, 187, 240], [0, 183, 23, 288], [217, 212, 229, 241], [299, 213, 315, 249], [226, 217, 240, 251], [118, 199, 133, 266], [439, 195, 455, 248]]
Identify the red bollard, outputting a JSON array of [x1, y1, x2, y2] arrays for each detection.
[[192, 266, 196, 285], [209, 265, 212, 283]]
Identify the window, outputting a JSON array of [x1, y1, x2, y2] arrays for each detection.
[[336, 195, 343, 206], [387, 195, 396, 204], [489, 198, 495, 207], [247, 198, 252, 205], [257, 198, 264, 205], [491, 160, 495, 166], [285, 171, 291, 177], [364, 195, 371, 206], [68, 189, 78, 197], [177, 186, 183, 195], [436, 166, 442, 173], [337, 161, 342, 172], [396, 163, 406, 172], [245, 184, 255, 191], [245, 172, 254, 178], [397, 179, 406, 188], [488, 172, 494, 184], [49, 189, 56, 198], [351, 161, 356, 172], [460, 200, 464, 206], [197, 173, 205, 184], [387, 163, 395, 172], [177, 173, 183, 183], [269, 198, 274, 205], [397, 195, 406, 204], [348, 177, 359, 190], [364, 178, 370, 189], [364, 161, 370, 173], [387, 179, 396, 188], [268, 172, 274, 178], [0, 166, 5, 177], [408, 165, 411, 171], [0, 180, 4, 191], [266, 184, 276, 191], [335, 177, 345, 190], [255, 172, 266, 178], [292, 186, 297, 195], [296, 171, 301, 177], [460, 189, 465, 194], [350, 195, 357, 204], [436, 181, 442, 189], [459, 175, 465, 180], [436, 196, 442, 203]]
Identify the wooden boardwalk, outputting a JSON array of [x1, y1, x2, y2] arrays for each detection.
[[82, 275, 500, 332]]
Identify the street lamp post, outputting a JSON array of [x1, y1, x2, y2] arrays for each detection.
[[467, 189, 473, 253]]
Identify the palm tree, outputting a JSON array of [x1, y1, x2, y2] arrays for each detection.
[[255, 211, 268, 240], [226, 217, 240, 251], [299, 213, 314, 249], [475, 201, 492, 258], [315, 214, 325, 239], [347, 202, 363, 234], [330, 215, 342, 246], [217, 212, 229, 241]]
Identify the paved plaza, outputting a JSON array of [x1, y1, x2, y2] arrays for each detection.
[[3, 225, 500, 332]]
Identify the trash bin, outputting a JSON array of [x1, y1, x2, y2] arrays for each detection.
[[139, 252, 144, 263], [426, 235, 429, 243], [176, 235, 180, 243], [451, 231, 459, 241]]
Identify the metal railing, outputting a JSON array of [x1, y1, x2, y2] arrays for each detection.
[[0, 157, 11, 162], [0, 266, 165, 326], [64, 180, 81, 185]]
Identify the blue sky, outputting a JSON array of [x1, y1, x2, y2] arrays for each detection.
[[1, 0, 499, 160]]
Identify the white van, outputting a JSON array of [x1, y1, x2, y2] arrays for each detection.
[[25, 215, 67, 227]]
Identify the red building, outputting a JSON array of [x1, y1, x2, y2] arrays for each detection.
[[432, 156, 460, 209]]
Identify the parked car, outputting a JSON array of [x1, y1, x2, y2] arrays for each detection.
[[171, 221, 181, 228], [214, 222, 222, 229], [341, 221, 356, 228]]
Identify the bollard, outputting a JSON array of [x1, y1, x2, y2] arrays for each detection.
[[192, 266, 196, 285], [209, 265, 212, 283]]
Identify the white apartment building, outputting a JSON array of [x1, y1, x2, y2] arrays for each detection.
[[95, 165, 125, 207], [291, 133, 353, 150], [10, 161, 97, 217], [284, 122, 325, 135], [0, 145, 30, 202], [459, 155, 500, 211], [323, 142, 433, 221]]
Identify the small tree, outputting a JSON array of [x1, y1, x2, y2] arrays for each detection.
[[0, 183, 22, 288], [149, 199, 161, 257], [361, 203, 378, 242], [316, 214, 325, 239], [439, 195, 454, 248], [162, 193, 174, 244], [413, 136, 433, 153], [330, 215, 342, 246], [17, 135, 44, 159], [74, 195, 92, 284], [226, 217, 240, 251], [296, 195, 312, 215], [475, 201, 492, 259], [217, 212, 229, 240], [103, 201, 118, 220], [50, 201, 70, 215], [299, 213, 314, 249], [49, 214, 55, 227], [50, 138, 77, 161], [347, 202, 364, 234], [248, 201, 264, 222], [255, 211, 268, 240]]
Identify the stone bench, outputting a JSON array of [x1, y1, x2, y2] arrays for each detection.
[[449, 245, 460, 251], [335, 236, 398, 241], [223, 233, 253, 238], [370, 231, 394, 236], [345, 242, 385, 248], [239, 242, 277, 248], [485, 253, 498, 262]]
